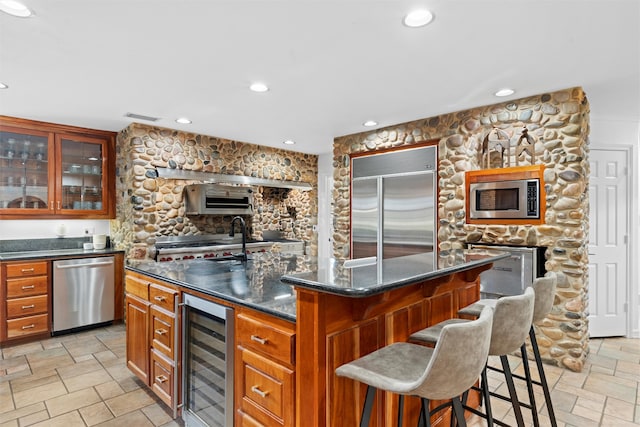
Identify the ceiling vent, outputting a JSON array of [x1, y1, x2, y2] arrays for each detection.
[[124, 112, 161, 122]]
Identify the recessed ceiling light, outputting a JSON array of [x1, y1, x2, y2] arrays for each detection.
[[363, 120, 378, 127], [0, 0, 33, 17], [249, 82, 269, 93], [403, 9, 434, 28], [0, 82, 8, 89], [175, 117, 192, 124], [494, 88, 515, 97], [283, 140, 295, 145]]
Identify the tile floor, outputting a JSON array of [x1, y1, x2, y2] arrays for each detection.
[[467, 337, 640, 427], [0, 324, 182, 427], [0, 324, 638, 426]]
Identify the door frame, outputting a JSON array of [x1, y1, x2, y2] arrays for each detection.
[[591, 144, 638, 338]]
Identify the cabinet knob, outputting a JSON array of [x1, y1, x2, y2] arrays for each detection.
[[21, 285, 36, 290], [250, 335, 268, 345], [21, 304, 35, 309], [154, 295, 166, 302], [21, 324, 36, 330], [50, 201, 54, 211], [21, 268, 35, 273], [251, 385, 269, 398], [57, 201, 61, 210], [155, 328, 167, 336], [155, 375, 168, 384]]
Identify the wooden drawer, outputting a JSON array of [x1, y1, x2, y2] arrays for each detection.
[[150, 349, 174, 408], [7, 295, 48, 319], [7, 313, 49, 338], [240, 348, 294, 426], [238, 411, 264, 427], [150, 305, 175, 359], [6, 276, 48, 298], [236, 313, 295, 366], [149, 283, 177, 313], [125, 274, 149, 300], [6, 261, 47, 278]]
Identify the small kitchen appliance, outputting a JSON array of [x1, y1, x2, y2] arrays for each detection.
[[466, 165, 544, 223]]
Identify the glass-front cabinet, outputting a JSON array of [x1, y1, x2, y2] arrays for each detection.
[[0, 117, 115, 218], [56, 135, 108, 214], [0, 127, 52, 211]]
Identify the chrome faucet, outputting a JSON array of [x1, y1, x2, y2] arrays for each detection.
[[229, 216, 247, 262]]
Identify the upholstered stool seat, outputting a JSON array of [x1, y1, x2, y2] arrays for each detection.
[[456, 273, 558, 427], [336, 306, 494, 427], [410, 287, 536, 427]]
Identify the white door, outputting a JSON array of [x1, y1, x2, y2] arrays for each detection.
[[588, 147, 629, 337]]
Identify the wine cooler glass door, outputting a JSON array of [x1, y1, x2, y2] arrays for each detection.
[[182, 294, 234, 427]]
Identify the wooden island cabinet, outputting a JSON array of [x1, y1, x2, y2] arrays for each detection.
[[125, 250, 506, 427], [292, 263, 488, 427]]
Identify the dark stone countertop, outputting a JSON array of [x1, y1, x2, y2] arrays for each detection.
[[125, 249, 508, 322], [126, 253, 312, 322], [280, 249, 509, 297], [0, 237, 123, 261], [0, 248, 124, 261]]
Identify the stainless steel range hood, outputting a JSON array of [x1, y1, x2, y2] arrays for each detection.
[[155, 167, 313, 191]]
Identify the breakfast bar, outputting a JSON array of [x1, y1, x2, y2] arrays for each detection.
[[281, 250, 507, 427]]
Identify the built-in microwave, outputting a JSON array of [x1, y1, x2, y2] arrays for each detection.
[[469, 178, 540, 220]]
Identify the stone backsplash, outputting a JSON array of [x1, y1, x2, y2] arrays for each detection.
[[111, 123, 318, 261], [332, 87, 590, 371]]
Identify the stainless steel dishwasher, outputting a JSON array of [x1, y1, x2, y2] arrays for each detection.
[[52, 256, 115, 333]]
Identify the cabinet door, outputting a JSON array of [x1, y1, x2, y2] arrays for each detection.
[[55, 133, 109, 215], [0, 125, 55, 213], [126, 294, 151, 384]]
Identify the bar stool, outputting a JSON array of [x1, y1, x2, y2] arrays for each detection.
[[410, 287, 535, 427], [335, 306, 494, 427], [458, 273, 558, 427]]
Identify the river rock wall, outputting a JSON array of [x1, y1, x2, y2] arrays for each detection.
[[332, 87, 590, 371], [111, 123, 318, 261]]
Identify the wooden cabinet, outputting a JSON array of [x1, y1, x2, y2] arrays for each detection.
[[1, 260, 51, 343], [125, 272, 179, 410], [0, 115, 116, 219], [295, 265, 488, 427], [235, 309, 296, 427]]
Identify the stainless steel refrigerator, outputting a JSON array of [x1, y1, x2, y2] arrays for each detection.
[[351, 146, 436, 261]]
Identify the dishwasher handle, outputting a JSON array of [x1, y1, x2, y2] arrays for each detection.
[[55, 260, 114, 269]]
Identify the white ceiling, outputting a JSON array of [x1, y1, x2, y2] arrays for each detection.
[[1, 0, 638, 155]]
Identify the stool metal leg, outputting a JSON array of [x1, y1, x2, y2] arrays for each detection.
[[530, 327, 557, 427], [480, 366, 494, 427], [398, 395, 404, 427], [418, 398, 431, 427], [500, 355, 525, 426], [520, 343, 540, 426], [451, 397, 467, 427], [361, 386, 376, 427]]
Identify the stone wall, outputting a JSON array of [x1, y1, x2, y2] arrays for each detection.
[[332, 87, 590, 371], [111, 123, 318, 260]]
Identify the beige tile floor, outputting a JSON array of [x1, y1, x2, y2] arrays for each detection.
[[0, 324, 183, 427], [467, 337, 640, 427], [0, 324, 638, 426]]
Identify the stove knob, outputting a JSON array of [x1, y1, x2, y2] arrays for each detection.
[[160, 257, 166, 262], [167, 257, 173, 261]]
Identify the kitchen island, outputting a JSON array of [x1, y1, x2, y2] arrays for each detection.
[[125, 249, 507, 427]]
